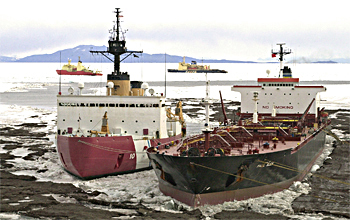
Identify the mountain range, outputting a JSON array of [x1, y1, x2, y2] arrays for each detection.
[[0, 45, 346, 63], [0, 45, 256, 63]]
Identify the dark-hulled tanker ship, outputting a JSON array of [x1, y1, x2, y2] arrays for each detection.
[[147, 43, 330, 206]]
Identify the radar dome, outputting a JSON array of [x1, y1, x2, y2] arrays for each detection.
[[141, 82, 149, 90], [107, 82, 114, 89], [78, 82, 84, 89]]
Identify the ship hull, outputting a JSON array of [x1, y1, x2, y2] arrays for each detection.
[[57, 134, 181, 179], [56, 70, 102, 76], [147, 130, 326, 207]]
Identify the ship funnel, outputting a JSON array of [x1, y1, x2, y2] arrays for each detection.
[[131, 81, 144, 96]]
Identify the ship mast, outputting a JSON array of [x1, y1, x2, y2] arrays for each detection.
[[272, 43, 292, 77], [90, 8, 143, 75], [90, 8, 143, 96]]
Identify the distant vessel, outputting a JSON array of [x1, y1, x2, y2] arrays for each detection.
[[56, 8, 184, 179], [147, 43, 330, 207], [56, 57, 102, 76], [168, 56, 227, 73]]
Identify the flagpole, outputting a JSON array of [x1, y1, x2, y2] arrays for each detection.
[[165, 52, 167, 97], [59, 51, 62, 95]]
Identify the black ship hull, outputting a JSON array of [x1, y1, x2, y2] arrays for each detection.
[[147, 130, 326, 207]]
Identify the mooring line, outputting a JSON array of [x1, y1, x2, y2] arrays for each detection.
[[257, 159, 350, 186], [78, 140, 140, 154], [190, 162, 346, 204]]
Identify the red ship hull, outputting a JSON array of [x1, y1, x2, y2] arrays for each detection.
[[56, 70, 102, 76], [57, 134, 181, 179]]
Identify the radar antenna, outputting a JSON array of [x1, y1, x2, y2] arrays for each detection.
[[271, 43, 292, 77], [90, 8, 143, 75]]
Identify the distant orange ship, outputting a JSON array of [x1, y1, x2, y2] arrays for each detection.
[[56, 57, 102, 76]]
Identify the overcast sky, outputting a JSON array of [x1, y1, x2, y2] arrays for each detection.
[[1, 0, 349, 61]]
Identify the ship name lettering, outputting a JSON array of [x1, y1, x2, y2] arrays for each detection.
[[275, 106, 293, 109]]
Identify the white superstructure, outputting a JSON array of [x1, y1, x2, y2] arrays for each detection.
[[232, 78, 326, 116], [57, 95, 181, 140], [232, 43, 326, 117]]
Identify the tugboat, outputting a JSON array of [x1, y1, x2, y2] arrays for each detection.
[[168, 56, 227, 73], [147, 43, 330, 207], [56, 8, 184, 179], [56, 57, 102, 76]]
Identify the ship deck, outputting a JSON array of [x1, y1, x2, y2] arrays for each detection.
[[155, 126, 321, 157]]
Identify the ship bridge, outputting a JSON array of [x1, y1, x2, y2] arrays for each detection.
[[232, 43, 326, 117]]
